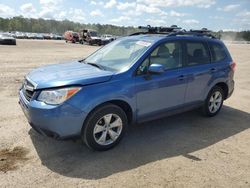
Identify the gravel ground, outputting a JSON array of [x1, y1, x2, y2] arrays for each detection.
[[0, 39, 250, 188]]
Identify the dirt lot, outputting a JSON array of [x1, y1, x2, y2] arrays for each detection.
[[0, 39, 250, 188]]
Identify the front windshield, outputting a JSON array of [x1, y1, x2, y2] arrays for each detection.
[[84, 38, 152, 72]]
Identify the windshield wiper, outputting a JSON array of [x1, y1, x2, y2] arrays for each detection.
[[85, 61, 105, 70]]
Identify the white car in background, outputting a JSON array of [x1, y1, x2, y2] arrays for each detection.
[[0, 33, 16, 45]]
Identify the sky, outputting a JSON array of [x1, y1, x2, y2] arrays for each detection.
[[0, 0, 250, 31]]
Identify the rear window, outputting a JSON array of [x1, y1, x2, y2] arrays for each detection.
[[209, 43, 227, 62], [186, 41, 210, 66]]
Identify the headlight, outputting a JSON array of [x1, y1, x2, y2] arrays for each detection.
[[37, 87, 81, 105]]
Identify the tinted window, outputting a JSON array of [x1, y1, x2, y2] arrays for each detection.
[[186, 42, 210, 66], [137, 41, 182, 75], [209, 43, 226, 62]]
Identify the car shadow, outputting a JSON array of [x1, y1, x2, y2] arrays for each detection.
[[29, 105, 250, 179]]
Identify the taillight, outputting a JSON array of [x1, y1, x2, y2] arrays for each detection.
[[230, 61, 236, 72]]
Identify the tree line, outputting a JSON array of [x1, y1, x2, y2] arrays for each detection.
[[0, 16, 139, 36], [0, 16, 250, 40]]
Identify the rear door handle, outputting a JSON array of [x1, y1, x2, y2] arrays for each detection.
[[178, 75, 186, 81], [210, 68, 217, 73]]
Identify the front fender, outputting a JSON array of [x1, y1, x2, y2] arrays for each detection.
[[67, 78, 136, 121]]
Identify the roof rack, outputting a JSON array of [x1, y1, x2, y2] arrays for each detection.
[[130, 26, 217, 39], [129, 25, 182, 36], [168, 28, 217, 39]]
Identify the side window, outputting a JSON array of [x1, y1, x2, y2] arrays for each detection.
[[209, 43, 226, 62], [137, 58, 150, 75], [137, 41, 182, 75], [186, 42, 210, 66]]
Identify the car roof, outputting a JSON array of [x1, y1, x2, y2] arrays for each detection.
[[125, 34, 223, 45]]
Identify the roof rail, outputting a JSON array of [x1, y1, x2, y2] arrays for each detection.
[[129, 25, 182, 36], [168, 28, 217, 39]]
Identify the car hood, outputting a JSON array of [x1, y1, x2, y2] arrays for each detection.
[[26, 61, 114, 89]]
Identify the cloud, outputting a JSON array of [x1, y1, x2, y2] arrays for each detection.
[[209, 16, 224, 20], [56, 11, 67, 20], [146, 18, 167, 25], [110, 16, 131, 22], [20, 3, 36, 13], [136, 4, 166, 15], [90, 1, 104, 6], [104, 0, 116, 8], [183, 19, 199, 24], [117, 2, 136, 10], [90, 1, 97, 5], [20, 3, 36, 18], [38, 0, 63, 19], [136, 4, 161, 13], [137, 0, 216, 8], [235, 10, 250, 28], [68, 8, 85, 22], [217, 4, 240, 12], [237, 10, 250, 18], [39, 9, 54, 19], [90, 9, 104, 17], [0, 4, 15, 18], [39, 0, 63, 8], [169, 10, 187, 17]]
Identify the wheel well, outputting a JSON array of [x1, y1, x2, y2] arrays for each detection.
[[87, 100, 133, 125], [107, 100, 133, 124], [215, 82, 228, 99]]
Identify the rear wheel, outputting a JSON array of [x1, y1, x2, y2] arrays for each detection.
[[82, 104, 128, 151], [202, 86, 224, 117]]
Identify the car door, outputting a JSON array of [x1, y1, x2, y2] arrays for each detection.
[[134, 41, 188, 121], [181, 40, 213, 104]]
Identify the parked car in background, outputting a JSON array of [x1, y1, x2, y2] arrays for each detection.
[[102, 34, 115, 41], [0, 33, 16, 45], [27, 33, 37, 39], [43, 33, 52, 40], [79, 29, 102, 45], [15, 32, 25, 39], [19, 26, 235, 151], [101, 34, 115, 45], [52, 34, 64, 40], [64, 31, 80, 43], [35, 33, 44, 40]]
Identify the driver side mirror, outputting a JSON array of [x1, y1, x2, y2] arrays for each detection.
[[148, 64, 164, 74]]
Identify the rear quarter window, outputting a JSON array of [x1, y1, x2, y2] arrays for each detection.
[[209, 43, 227, 62]]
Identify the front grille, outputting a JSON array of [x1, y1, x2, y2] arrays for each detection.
[[22, 79, 35, 101]]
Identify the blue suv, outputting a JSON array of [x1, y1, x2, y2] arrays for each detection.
[[19, 27, 235, 150]]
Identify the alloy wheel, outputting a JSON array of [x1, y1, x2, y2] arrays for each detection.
[[93, 114, 123, 146], [208, 91, 223, 113]]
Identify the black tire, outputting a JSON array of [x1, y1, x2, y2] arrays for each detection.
[[202, 86, 224, 117], [82, 104, 128, 151]]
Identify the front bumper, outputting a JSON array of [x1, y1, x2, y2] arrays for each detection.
[[19, 89, 86, 139]]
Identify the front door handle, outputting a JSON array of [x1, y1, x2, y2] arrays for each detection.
[[210, 68, 217, 73], [178, 75, 186, 81]]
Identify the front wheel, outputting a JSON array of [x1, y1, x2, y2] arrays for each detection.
[[82, 104, 128, 151], [202, 86, 224, 117]]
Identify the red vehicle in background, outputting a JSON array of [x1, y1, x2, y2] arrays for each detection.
[[64, 31, 80, 43]]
